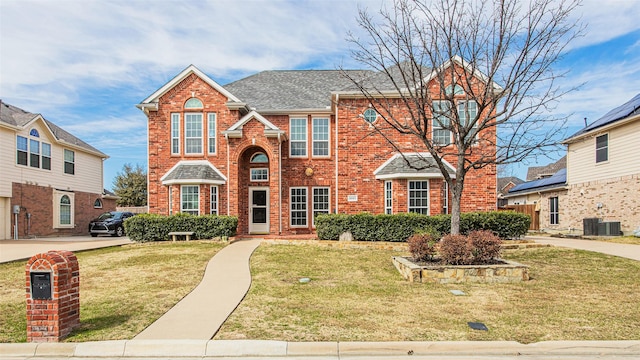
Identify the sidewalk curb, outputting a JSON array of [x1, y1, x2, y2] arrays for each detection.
[[2, 340, 639, 358]]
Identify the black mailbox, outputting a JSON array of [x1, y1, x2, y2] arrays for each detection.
[[31, 272, 52, 300]]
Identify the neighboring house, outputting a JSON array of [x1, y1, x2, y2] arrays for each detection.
[[138, 57, 498, 236], [0, 101, 114, 239], [562, 93, 640, 234], [497, 176, 524, 207], [503, 168, 567, 231]]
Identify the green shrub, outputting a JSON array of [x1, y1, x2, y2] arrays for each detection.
[[124, 213, 238, 242], [315, 211, 529, 241], [407, 228, 440, 262]]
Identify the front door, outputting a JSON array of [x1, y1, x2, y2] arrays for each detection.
[[249, 187, 269, 234]]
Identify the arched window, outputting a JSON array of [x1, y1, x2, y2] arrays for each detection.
[[250, 152, 268, 163], [30, 129, 40, 137], [184, 98, 203, 108], [60, 195, 71, 225], [445, 84, 464, 96], [94, 198, 103, 209]]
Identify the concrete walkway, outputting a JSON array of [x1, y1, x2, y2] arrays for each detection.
[[134, 238, 262, 340], [526, 235, 640, 261], [0, 236, 132, 263]]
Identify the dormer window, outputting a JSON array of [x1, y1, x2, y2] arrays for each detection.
[[184, 98, 203, 109]]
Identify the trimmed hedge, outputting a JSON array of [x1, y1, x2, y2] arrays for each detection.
[[124, 213, 238, 243], [315, 211, 530, 241]]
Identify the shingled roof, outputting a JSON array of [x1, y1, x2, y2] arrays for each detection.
[[526, 156, 566, 181], [0, 101, 107, 157], [223, 70, 370, 111], [161, 160, 227, 185], [373, 153, 456, 179]]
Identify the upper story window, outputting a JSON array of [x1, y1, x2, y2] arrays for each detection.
[[171, 113, 180, 155], [185, 113, 203, 154], [290, 118, 307, 157], [596, 134, 608, 163], [432, 101, 452, 145], [445, 84, 464, 96], [251, 152, 268, 163], [208, 113, 217, 154], [16, 132, 51, 170], [458, 100, 478, 141], [312, 117, 329, 157], [363, 108, 378, 123], [184, 97, 203, 109], [64, 149, 75, 175]]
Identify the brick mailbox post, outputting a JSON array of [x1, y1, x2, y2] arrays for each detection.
[[25, 250, 80, 342]]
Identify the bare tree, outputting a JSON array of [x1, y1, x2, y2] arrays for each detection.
[[342, 0, 583, 234]]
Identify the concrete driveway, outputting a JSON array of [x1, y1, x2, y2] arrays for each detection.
[[0, 236, 132, 263]]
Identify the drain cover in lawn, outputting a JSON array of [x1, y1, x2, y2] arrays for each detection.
[[468, 322, 488, 331]]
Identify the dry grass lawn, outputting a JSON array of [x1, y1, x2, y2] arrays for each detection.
[[215, 244, 640, 343], [0, 241, 224, 342]]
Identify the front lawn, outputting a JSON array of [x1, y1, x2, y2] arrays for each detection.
[[215, 245, 640, 343], [0, 241, 224, 342]]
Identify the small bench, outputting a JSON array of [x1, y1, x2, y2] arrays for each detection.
[[168, 231, 195, 241]]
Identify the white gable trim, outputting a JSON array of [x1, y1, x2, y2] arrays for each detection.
[[222, 110, 287, 140], [160, 160, 227, 185], [138, 65, 241, 108], [423, 55, 503, 92], [373, 152, 456, 179]]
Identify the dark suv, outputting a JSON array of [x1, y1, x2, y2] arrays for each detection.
[[89, 211, 135, 237]]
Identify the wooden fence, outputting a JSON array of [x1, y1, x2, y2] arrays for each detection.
[[499, 204, 539, 231]]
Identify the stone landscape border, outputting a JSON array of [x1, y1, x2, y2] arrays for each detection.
[[392, 256, 530, 284]]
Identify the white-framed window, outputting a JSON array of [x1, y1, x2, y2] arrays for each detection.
[[181, 185, 199, 215], [94, 198, 103, 209], [42, 143, 51, 170], [549, 196, 559, 225], [208, 113, 217, 154], [210, 185, 218, 215], [458, 100, 478, 141], [442, 181, 449, 214], [290, 187, 307, 227], [251, 153, 268, 163], [64, 149, 75, 175], [312, 117, 329, 157], [185, 97, 203, 108], [363, 108, 378, 123], [53, 191, 74, 228], [312, 187, 330, 226], [185, 113, 203, 154], [408, 180, 429, 215], [29, 139, 40, 168], [433, 101, 452, 145], [385, 181, 393, 214], [290, 117, 307, 157], [16, 134, 51, 170], [171, 113, 180, 155], [168, 185, 173, 215], [251, 168, 269, 182], [596, 134, 608, 163]]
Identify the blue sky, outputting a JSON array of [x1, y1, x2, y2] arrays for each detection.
[[1, 0, 639, 190]]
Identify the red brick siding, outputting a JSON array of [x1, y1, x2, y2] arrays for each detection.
[[11, 183, 114, 238]]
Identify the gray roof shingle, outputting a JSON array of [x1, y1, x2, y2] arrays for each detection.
[[162, 163, 226, 184], [374, 154, 455, 179], [224, 70, 370, 111], [0, 101, 106, 156]]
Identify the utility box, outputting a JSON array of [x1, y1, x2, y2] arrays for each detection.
[[25, 250, 80, 342], [583, 218, 601, 236]]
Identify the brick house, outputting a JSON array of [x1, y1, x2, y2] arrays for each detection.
[[561, 93, 640, 235], [138, 57, 497, 236], [0, 101, 115, 239]]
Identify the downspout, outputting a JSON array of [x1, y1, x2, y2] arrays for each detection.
[[279, 134, 283, 234], [334, 94, 339, 214], [226, 134, 230, 216]]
